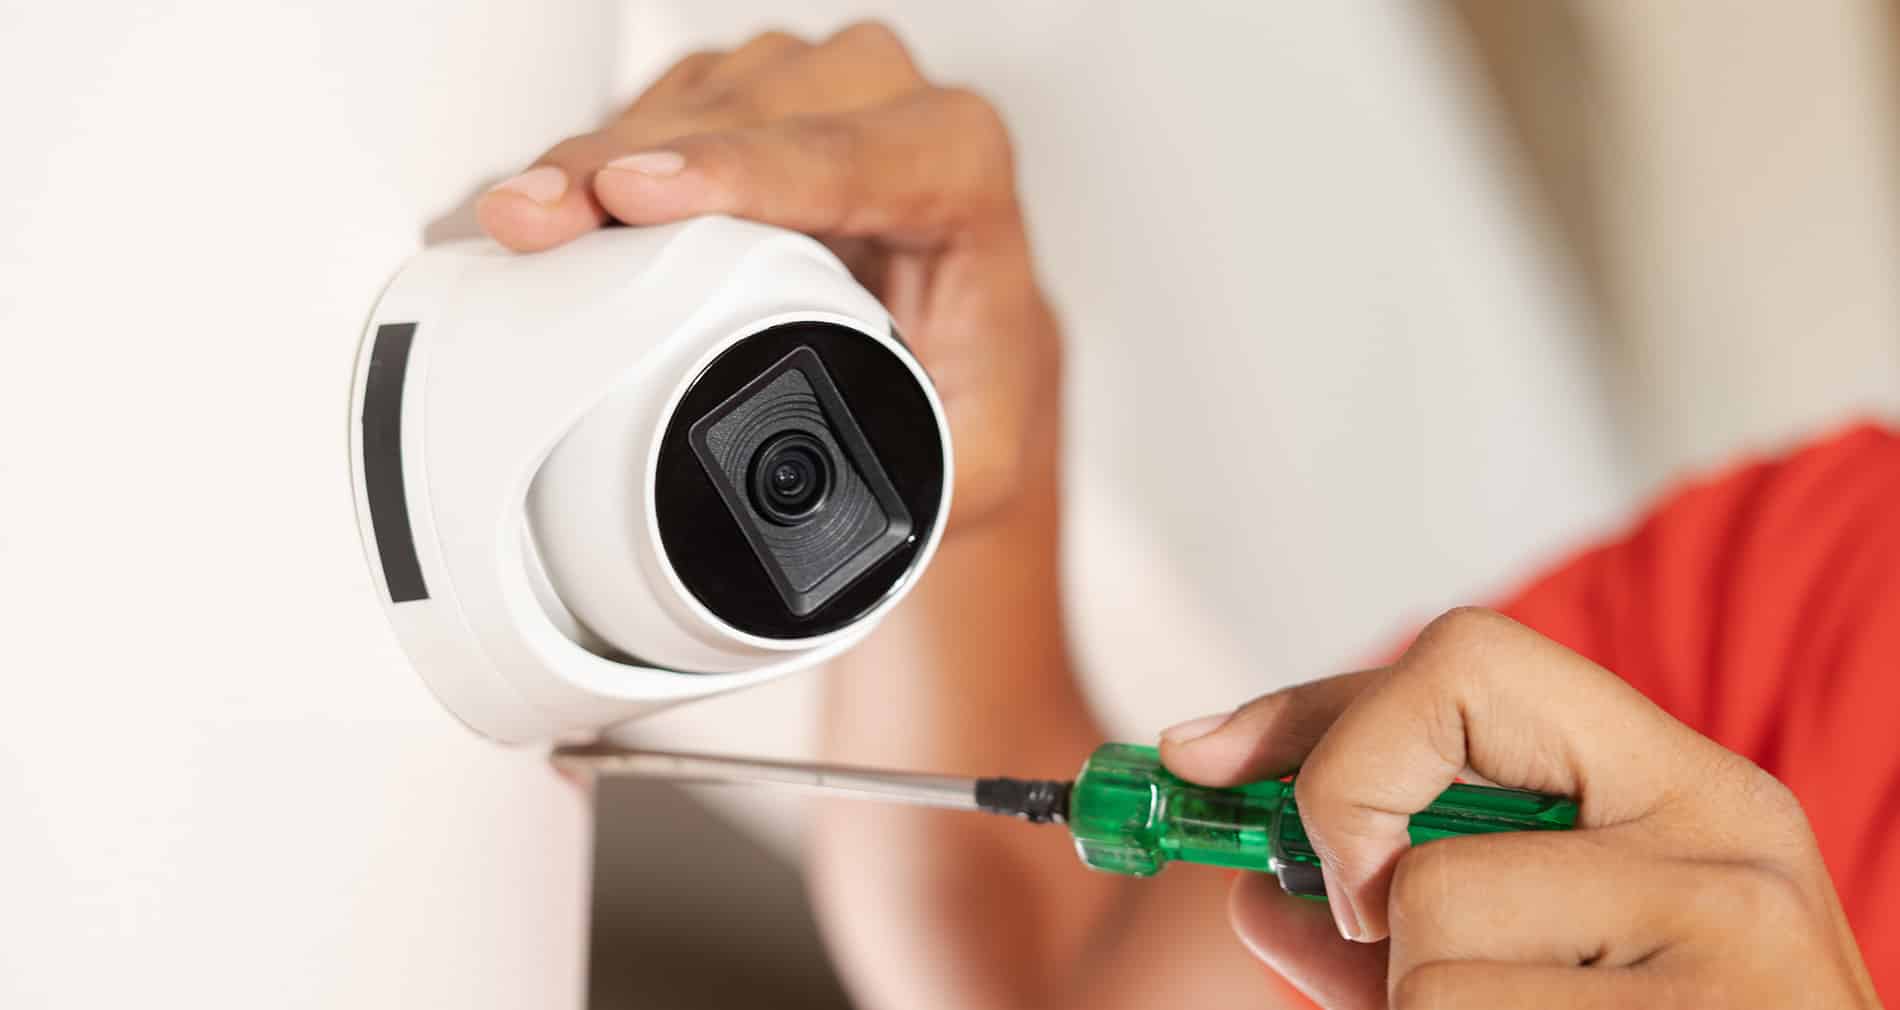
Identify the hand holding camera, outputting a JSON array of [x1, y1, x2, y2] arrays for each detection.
[[479, 21, 1063, 532]]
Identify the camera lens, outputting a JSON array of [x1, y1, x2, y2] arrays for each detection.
[[749, 432, 832, 524]]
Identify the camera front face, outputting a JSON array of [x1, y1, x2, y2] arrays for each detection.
[[655, 321, 947, 639], [687, 344, 914, 616]]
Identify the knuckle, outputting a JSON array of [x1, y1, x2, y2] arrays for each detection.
[[933, 86, 1014, 165], [821, 21, 923, 87], [1734, 761, 1807, 826], [1390, 961, 1460, 1010], [1400, 606, 1515, 695], [1739, 863, 1812, 922], [669, 49, 720, 75], [834, 18, 908, 55], [1695, 861, 1811, 926], [630, 50, 722, 113], [1694, 756, 1818, 854], [1416, 606, 1508, 654], [1290, 762, 1344, 822], [746, 28, 802, 49], [728, 29, 806, 65], [936, 86, 1007, 137]]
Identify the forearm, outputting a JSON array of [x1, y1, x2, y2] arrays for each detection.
[[475, 21, 1299, 1006], [821, 450, 1097, 774], [808, 434, 1285, 1010], [809, 429, 1120, 1007]]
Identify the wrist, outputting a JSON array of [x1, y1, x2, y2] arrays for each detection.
[[943, 398, 1062, 539]]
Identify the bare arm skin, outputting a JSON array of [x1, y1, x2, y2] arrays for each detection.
[[481, 23, 1279, 1010], [481, 22, 1880, 1010], [810, 430, 1275, 1010]]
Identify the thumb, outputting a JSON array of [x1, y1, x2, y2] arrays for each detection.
[[1291, 608, 1699, 943]]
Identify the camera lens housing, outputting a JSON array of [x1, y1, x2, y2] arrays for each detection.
[[749, 433, 831, 523], [657, 322, 945, 636], [355, 217, 951, 742]]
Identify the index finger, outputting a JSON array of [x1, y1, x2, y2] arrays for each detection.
[[1159, 670, 1374, 787], [588, 86, 1018, 249], [479, 23, 928, 253], [1291, 607, 1705, 943]]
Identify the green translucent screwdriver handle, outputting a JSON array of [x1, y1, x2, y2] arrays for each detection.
[[1065, 743, 1579, 897]]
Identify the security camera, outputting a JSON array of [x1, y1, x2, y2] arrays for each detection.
[[347, 216, 952, 743]]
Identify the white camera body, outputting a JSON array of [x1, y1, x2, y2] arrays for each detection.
[[348, 216, 952, 743]]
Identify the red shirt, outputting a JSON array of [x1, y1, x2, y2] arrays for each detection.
[[1496, 421, 1900, 998]]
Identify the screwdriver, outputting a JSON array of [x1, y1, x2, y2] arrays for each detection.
[[552, 741, 1579, 898]]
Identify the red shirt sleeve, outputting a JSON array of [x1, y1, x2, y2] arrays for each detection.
[[1494, 421, 1900, 998]]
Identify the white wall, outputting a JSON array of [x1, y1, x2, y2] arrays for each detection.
[[616, 10, 1900, 994], [14, 2, 1895, 1006], [1579, 0, 1900, 484], [6, 4, 1623, 998], [0, 3, 621, 1005], [0, 0, 1626, 1002], [619, 0, 1636, 850]]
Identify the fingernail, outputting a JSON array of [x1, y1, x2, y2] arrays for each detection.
[[486, 165, 568, 205], [1324, 868, 1364, 941], [1160, 712, 1231, 745], [604, 150, 686, 177]]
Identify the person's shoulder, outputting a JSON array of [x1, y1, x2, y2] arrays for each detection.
[[1641, 418, 1900, 541], [1783, 418, 1900, 471], [1816, 418, 1900, 448], [1494, 417, 1900, 698], [1772, 419, 1900, 532], [1738, 419, 1900, 662]]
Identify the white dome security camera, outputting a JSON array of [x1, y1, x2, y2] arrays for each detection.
[[347, 216, 953, 744]]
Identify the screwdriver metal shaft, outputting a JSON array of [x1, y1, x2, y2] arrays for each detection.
[[552, 742, 984, 812], [554, 741, 1578, 899]]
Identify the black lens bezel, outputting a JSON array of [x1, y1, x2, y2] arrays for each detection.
[[660, 325, 942, 638], [749, 432, 833, 524]]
